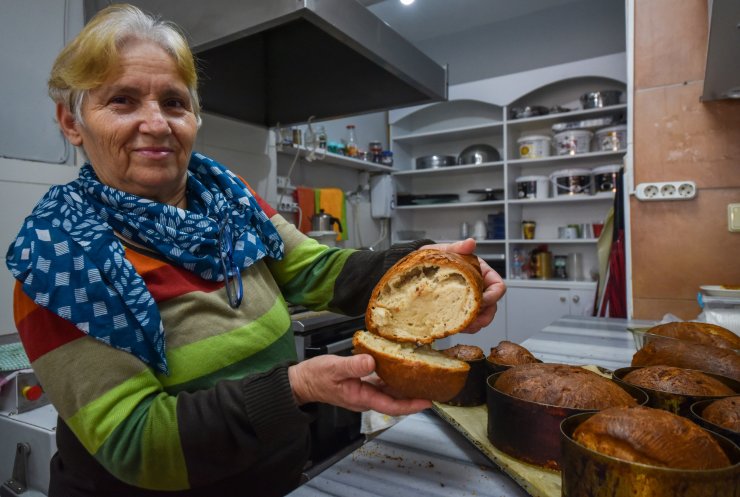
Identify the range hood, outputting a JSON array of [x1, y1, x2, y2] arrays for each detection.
[[83, 0, 448, 126], [702, 0, 740, 101]]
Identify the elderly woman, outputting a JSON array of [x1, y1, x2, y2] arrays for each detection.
[[5, 4, 504, 497]]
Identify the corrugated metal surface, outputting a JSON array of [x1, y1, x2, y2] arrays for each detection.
[[291, 411, 529, 497]]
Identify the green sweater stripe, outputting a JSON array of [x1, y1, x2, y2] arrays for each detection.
[[272, 244, 354, 310], [159, 300, 291, 386], [166, 329, 297, 394], [95, 395, 188, 490]]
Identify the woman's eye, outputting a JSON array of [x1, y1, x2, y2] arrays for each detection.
[[165, 98, 187, 109], [109, 96, 130, 105]]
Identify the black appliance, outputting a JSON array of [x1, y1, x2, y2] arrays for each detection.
[[291, 310, 366, 477]]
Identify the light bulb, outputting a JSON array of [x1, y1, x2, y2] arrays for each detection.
[[400, 0, 415, 5]]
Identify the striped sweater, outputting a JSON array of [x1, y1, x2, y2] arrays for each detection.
[[13, 195, 429, 497]]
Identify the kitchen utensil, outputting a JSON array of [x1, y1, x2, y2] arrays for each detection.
[[593, 164, 621, 192], [473, 220, 487, 240], [517, 134, 551, 158], [580, 90, 623, 109], [458, 144, 501, 165], [560, 412, 740, 497], [311, 209, 343, 232], [522, 220, 536, 239], [486, 372, 647, 470], [396, 193, 459, 205], [567, 253, 584, 281], [594, 124, 627, 151], [579, 223, 594, 239], [612, 367, 740, 417], [415, 154, 457, 169], [467, 188, 504, 201], [551, 115, 620, 132], [515, 175, 549, 199], [509, 106, 549, 119], [551, 169, 593, 196], [553, 129, 593, 155]]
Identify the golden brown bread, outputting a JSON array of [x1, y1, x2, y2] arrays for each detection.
[[622, 365, 735, 396], [573, 406, 731, 469], [494, 363, 637, 409], [365, 249, 483, 344], [631, 339, 740, 382], [441, 344, 487, 407], [646, 321, 740, 350], [702, 396, 740, 432], [487, 341, 539, 366], [442, 344, 485, 362], [352, 330, 469, 401]]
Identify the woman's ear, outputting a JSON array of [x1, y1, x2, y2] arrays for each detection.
[[56, 103, 83, 146]]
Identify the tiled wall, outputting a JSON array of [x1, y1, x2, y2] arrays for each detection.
[[631, 0, 740, 319]]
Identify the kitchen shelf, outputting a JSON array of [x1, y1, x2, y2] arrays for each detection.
[[509, 238, 599, 244], [396, 200, 505, 210], [505, 279, 597, 290], [277, 145, 391, 173], [389, 73, 627, 285], [392, 161, 504, 176], [506, 104, 627, 128], [392, 122, 504, 146], [508, 192, 614, 205], [507, 150, 625, 169]]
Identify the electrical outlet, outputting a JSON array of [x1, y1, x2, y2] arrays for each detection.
[[635, 181, 696, 201]]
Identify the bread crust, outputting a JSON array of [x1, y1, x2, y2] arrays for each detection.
[[702, 395, 740, 432], [365, 249, 484, 344], [631, 339, 740, 382], [622, 365, 735, 396], [352, 330, 469, 402], [487, 340, 539, 366], [647, 321, 740, 350], [494, 363, 637, 409], [574, 406, 731, 470]]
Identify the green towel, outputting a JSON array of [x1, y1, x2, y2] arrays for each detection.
[[0, 342, 30, 372]]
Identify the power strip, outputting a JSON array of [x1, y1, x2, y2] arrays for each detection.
[[634, 181, 696, 201]]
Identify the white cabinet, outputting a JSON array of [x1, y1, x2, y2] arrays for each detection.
[[505, 282, 597, 344]]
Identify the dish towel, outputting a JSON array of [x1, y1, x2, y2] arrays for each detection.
[[315, 188, 347, 241], [294, 187, 315, 234]]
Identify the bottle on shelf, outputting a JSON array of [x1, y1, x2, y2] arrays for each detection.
[[316, 126, 327, 149], [345, 125, 358, 158], [511, 248, 524, 279]]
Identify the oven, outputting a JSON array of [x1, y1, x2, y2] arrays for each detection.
[[291, 309, 366, 478]]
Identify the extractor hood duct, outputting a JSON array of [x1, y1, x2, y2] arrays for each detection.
[[83, 0, 448, 126], [702, 0, 740, 101]]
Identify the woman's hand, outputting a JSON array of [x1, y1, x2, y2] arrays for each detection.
[[288, 354, 432, 415], [420, 237, 506, 333]]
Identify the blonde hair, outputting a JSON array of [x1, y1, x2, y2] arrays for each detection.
[[48, 3, 201, 125]]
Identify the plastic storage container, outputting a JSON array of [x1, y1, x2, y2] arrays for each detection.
[[517, 134, 551, 159], [592, 164, 621, 193], [550, 168, 593, 196], [594, 124, 627, 152], [515, 175, 549, 199], [553, 130, 593, 156]]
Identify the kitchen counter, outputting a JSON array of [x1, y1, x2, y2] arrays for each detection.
[[288, 315, 656, 497]]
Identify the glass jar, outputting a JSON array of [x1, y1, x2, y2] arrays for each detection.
[[381, 150, 393, 167], [345, 125, 358, 158], [369, 141, 383, 163]]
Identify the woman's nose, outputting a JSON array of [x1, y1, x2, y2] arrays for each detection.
[[139, 103, 171, 135]]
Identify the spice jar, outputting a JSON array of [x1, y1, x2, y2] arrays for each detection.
[[381, 150, 394, 167], [369, 141, 383, 163]]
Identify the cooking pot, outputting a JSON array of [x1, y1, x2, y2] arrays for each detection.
[[415, 155, 457, 169], [458, 144, 500, 165], [580, 90, 623, 109], [311, 209, 343, 232]]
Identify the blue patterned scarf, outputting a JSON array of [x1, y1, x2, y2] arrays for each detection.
[[6, 152, 284, 374]]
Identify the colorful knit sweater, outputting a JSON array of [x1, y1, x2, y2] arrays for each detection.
[[13, 194, 430, 497]]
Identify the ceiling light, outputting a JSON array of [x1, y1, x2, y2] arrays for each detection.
[[400, 0, 415, 5]]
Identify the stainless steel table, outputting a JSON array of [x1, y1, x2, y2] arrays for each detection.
[[288, 315, 655, 497]]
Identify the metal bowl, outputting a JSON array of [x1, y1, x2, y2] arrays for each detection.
[[415, 155, 457, 169], [580, 90, 623, 109], [457, 144, 500, 165], [690, 398, 740, 446]]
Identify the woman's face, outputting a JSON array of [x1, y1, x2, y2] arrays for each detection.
[[58, 39, 198, 206]]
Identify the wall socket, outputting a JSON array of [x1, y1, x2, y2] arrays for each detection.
[[634, 181, 697, 201]]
